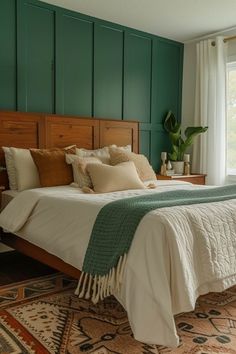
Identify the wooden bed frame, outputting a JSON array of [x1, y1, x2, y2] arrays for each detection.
[[0, 110, 139, 279]]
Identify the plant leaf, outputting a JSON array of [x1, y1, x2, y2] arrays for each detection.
[[164, 111, 182, 145], [164, 111, 177, 133], [185, 126, 208, 139], [168, 145, 179, 161], [163, 112, 208, 161], [183, 126, 208, 149]]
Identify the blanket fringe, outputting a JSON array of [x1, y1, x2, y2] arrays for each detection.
[[75, 254, 127, 303]]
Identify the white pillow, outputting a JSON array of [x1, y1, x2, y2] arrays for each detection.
[[111, 144, 132, 152], [86, 161, 145, 193], [11, 148, 40, 191], [76, 146, 110, 164], [66, 154, 102, 188], [76, 145, 132, 164], [2, 147, 18, 190]]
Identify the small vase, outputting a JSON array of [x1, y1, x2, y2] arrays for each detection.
[[171, 161, 184, 174]]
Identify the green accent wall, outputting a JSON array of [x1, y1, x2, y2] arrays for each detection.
[[17, 1, 55, 113], [0, 0, 16, 110], [0, 0, 183, 171], [94, 24, 123, 119], [56, 12, 93, 116]]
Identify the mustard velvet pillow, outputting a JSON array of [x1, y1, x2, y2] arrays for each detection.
[[109, 147, 156, 181], [30, 147, 75, 187], [86, 161, 145, 193]]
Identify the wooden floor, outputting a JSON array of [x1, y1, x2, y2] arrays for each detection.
[[0, 251, 57, 285]]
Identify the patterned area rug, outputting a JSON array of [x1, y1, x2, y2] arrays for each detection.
[[1, 274, 236, 353]]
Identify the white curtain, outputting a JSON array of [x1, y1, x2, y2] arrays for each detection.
[[193, 36, 228, 185]]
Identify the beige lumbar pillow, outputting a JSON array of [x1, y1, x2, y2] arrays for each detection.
[[86, 161, 145, 193], [109, 147, 156, 181], [66, 154, 102, 188]]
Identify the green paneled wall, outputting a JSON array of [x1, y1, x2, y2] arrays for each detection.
[[0, 0, 183, 171], [18, 2, 55, 113], [124, 32, 152, 124], [0, 0, 16, 109], [56, 13, 93, 116], [94, 24, 123, 119]]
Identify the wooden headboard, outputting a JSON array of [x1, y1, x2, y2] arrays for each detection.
[[0, 111, 139, 189]]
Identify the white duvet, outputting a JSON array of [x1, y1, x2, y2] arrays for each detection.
[[1, 180, 236, 347]]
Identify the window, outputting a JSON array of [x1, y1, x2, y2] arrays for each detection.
[[227, 61, 236, 175]]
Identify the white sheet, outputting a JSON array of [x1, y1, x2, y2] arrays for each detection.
[[1, 189, 19, 210], [1, 180, 236, 347]]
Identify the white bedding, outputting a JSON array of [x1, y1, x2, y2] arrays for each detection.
[[1, 189, 19, 210], [1, 180, 236, 347]]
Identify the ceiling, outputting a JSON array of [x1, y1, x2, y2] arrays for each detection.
[[40, 0, 236, 43]]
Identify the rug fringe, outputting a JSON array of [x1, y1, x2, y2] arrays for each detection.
[[75, 254, 127, 303]]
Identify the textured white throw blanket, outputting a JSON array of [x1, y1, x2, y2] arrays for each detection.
[[1, 182, 236, 347]]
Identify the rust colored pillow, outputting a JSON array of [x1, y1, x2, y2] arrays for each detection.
[[30, 147, 76, 187]]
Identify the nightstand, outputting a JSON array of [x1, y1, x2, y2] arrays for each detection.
[[156, 174, 206, 185]]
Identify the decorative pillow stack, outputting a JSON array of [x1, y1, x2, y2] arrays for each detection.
[[109, 146, 156, 181], [65, 145, 156, 193], [2, 144, 154, 193]]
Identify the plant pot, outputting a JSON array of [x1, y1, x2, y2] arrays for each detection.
[[171, 161, 184, 175]]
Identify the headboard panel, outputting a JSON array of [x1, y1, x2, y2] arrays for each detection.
[[0, 111, 139, 189], [0, 111, 45, 166], [45, 115, 100, 149], [99, 120, 139, 153]]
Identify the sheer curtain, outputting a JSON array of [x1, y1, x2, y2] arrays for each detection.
[[193, 36, 228, 185]]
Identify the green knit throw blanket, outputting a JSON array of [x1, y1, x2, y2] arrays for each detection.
[[75, 184, 236, 303]]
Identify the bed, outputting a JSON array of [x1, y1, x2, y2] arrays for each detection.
[[1, 111, 236, 348], [0, 110, 138, 277]]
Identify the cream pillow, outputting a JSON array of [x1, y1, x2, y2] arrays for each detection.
[[2, 147, 18, 190], [11, 148, 40, 191], [109, 147, 156, 181], [110, 144, 132, 152], [76, 145, 132, 164], [86, 161, 145, 193], [66, 154, 102, 188], [76, 147, 110, 164]]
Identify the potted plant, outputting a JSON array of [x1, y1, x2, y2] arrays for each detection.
[[163, 111, 208, 174]]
